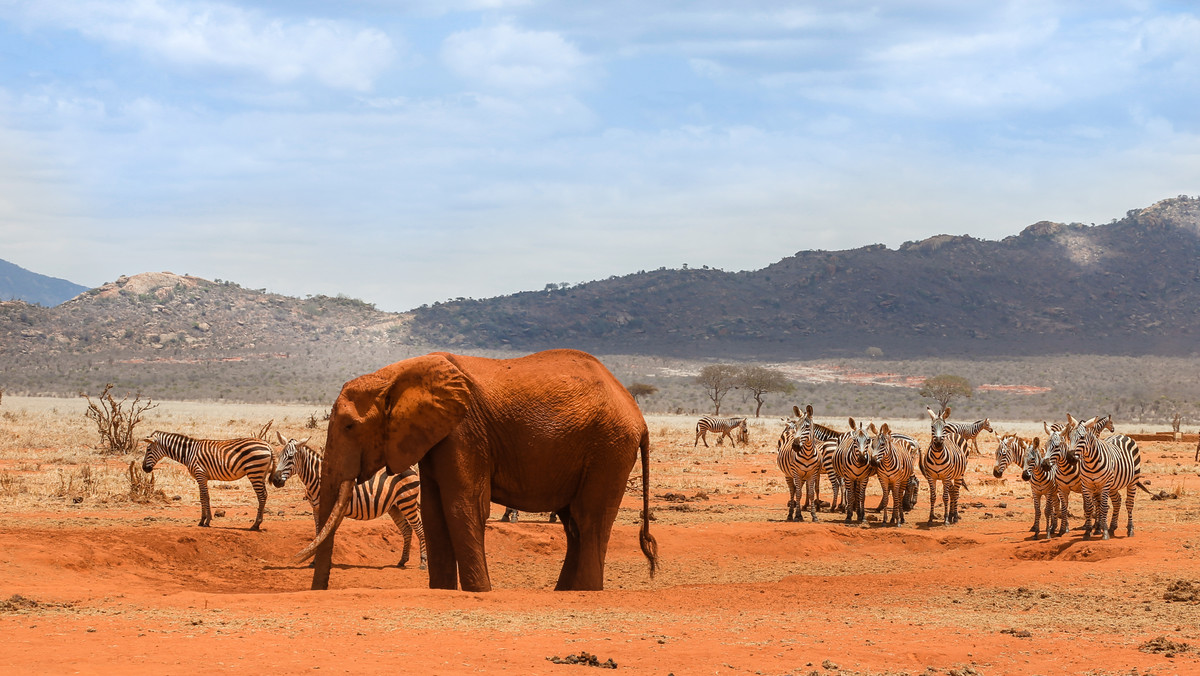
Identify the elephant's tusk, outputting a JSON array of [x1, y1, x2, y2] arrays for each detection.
[[293, 479, 353, 564]]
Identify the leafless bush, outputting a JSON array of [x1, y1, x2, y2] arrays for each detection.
[[0, 471, 24, 498], [55, 465, 98, 501], [127, 461, 166, 503], [81, 383, 159, 455]]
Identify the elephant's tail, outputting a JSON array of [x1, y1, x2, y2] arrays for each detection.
[[638, 428, 659, 579], [293, 479, 353, 564]]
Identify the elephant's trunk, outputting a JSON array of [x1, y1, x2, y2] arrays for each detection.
[[293, 479, 353, 565]]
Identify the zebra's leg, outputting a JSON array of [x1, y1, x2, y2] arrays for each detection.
[[806, 473, 820, 523], [1045, 489, 1058, 538], [1081, 488, 1093, 534], [842, 480, 856, 524], [249, 475, 267, 531], [873, 475, 888, 512], [1031, 491, 1042, 540], [194, 470, 211, 527], [387, 506, 414, 568], [1090, 488, 1110, 540], [1107, 488, 1122, 539], [926, 476, 938, 525], [1054, 486, 1069, 536], [1125, 484, 1136, 538], [784, 475, 797, 522]]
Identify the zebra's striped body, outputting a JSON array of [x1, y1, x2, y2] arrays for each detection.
[[1040, 421, 1092, 536], [832, 419, 874, 524], [776, 406, 824, 522], [1070, 417, 1149, 540], [869, 424, 915, 526], [991, 433, 1028, 479], [142, 431, 274, 530], [694, 416, 749, 448], [920, 407, 968, 525], [1020, 438, 1059, 539], [874, 432, 920, 516], [947, 418, 993, 455], [272, 437, 427, 569]]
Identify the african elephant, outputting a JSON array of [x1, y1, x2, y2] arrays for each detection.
[[296, 349, 658, 592]]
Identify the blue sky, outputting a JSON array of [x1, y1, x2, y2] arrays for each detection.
[[1, 1, 1197, 311]]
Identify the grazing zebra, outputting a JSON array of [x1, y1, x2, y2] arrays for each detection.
[[1069, 416, 1151, 540], [694, 416, 749, 448], [1040, 420, 1093, 537], [920, 407, 968, 525], [1019, 438, 1059, 539], [272, 434, 427, 569], [947, 418, 994, 455], [141, 431, 274, 530], [869, 423, 916, 526], [832, 418, 875, 524]]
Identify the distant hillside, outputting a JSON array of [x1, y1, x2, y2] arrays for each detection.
[[0, 258, 88, 306], [405, 196, 1200, 359]]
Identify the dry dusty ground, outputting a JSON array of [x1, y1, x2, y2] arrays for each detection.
[[2, 400, 1200, 675]]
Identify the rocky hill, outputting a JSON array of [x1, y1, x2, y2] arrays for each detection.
[[0, 258, 88, 306], [404, 196, 1200, 359]]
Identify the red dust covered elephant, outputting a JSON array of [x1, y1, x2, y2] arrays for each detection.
[[296, 349, 658, 592]]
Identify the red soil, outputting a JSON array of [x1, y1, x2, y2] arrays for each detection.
[[3, 442, 1200, 675]]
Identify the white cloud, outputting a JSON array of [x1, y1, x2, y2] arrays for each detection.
[[17, 0, 396, 91], [441, 21, 588, 91]]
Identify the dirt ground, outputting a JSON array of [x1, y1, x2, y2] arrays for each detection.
[[2, 406, 1200, 675]]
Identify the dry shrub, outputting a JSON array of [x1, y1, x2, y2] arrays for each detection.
[[82, 383, 159, 455], [127, 461, 166, 503], [0, 471, 24, 498], [54, 465, 98, 501]]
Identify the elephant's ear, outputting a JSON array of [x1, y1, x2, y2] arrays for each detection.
[[377, 355, 470, 476]]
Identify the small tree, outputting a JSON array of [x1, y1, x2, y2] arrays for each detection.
[[627, 383, 658, 406], [82, 383, 159, 455], [918, 375, 972, 415], [696, 364, 741, 415], [737, 366, 795, 418], [865, 347, 884, 359]]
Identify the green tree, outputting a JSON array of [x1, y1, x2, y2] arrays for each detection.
[[627, 382, 658, 406], [695, 364, 741, 415], [919, 374, 972, 414], [737, 366, 795, 418]]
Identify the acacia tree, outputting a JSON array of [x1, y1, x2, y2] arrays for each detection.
[[696, 364, 741, 415], [627, 383, 658, 406], [737, 366, 795, 418], [918, 374, 972, 414]]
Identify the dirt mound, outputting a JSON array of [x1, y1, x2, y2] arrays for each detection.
[[1011, 538, 1138, 562]]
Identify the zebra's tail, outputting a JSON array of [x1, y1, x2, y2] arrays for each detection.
[[1134, 478, 1153, 495], [638, 427, 659, 579]]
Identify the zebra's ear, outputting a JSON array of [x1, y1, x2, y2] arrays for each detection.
[[793, 405, 802, 417], [867, 422, 877, 435], [926, 407, 937, 420], [879, 423, 890, 436], [943, 406, 951, 420], [1043, 422, 1050, 435], [275, 430, 287, 445], [848, 417, 856, 430], [1030, 437, 1040, 449], [805, 404, 813, 417], [1066, 413, 1078, 427]]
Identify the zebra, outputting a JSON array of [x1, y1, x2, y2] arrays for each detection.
[[694, 416, 749, 448], [1019, 437, 1059, 539], [920, 407, 968, 525], [272, 434, 427, 569], [498, 507, 558, 524], [869, 423, 916, 526], [1040, 420, 1093, 537], [776, 405, 828, 522], [873, 431, 920, 517], [1069, 416, 1151, 540], [948, 418, 993, 455], [141, 431, 274, 530], [832, 418, 875, 524]]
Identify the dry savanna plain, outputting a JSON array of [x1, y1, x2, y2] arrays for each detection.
[[2, 396, 1200, 675]]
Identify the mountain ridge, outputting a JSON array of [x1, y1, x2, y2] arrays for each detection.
[[0, 258, 89, 306]]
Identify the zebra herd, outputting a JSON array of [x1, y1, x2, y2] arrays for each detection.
[[772, 405, 1152, 540]]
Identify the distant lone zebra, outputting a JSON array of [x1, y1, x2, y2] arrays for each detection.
[[141, 431, 275, 530], [694, 416, 749, 448], [273, 434, 426, 569], [947, 418, 994, 455]]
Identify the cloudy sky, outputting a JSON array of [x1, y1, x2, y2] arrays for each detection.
[[1, 1, 1197, 311]]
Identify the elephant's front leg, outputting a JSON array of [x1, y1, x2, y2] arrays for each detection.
[[430, 470, 493, 592], [418, 472, 460, 590]]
